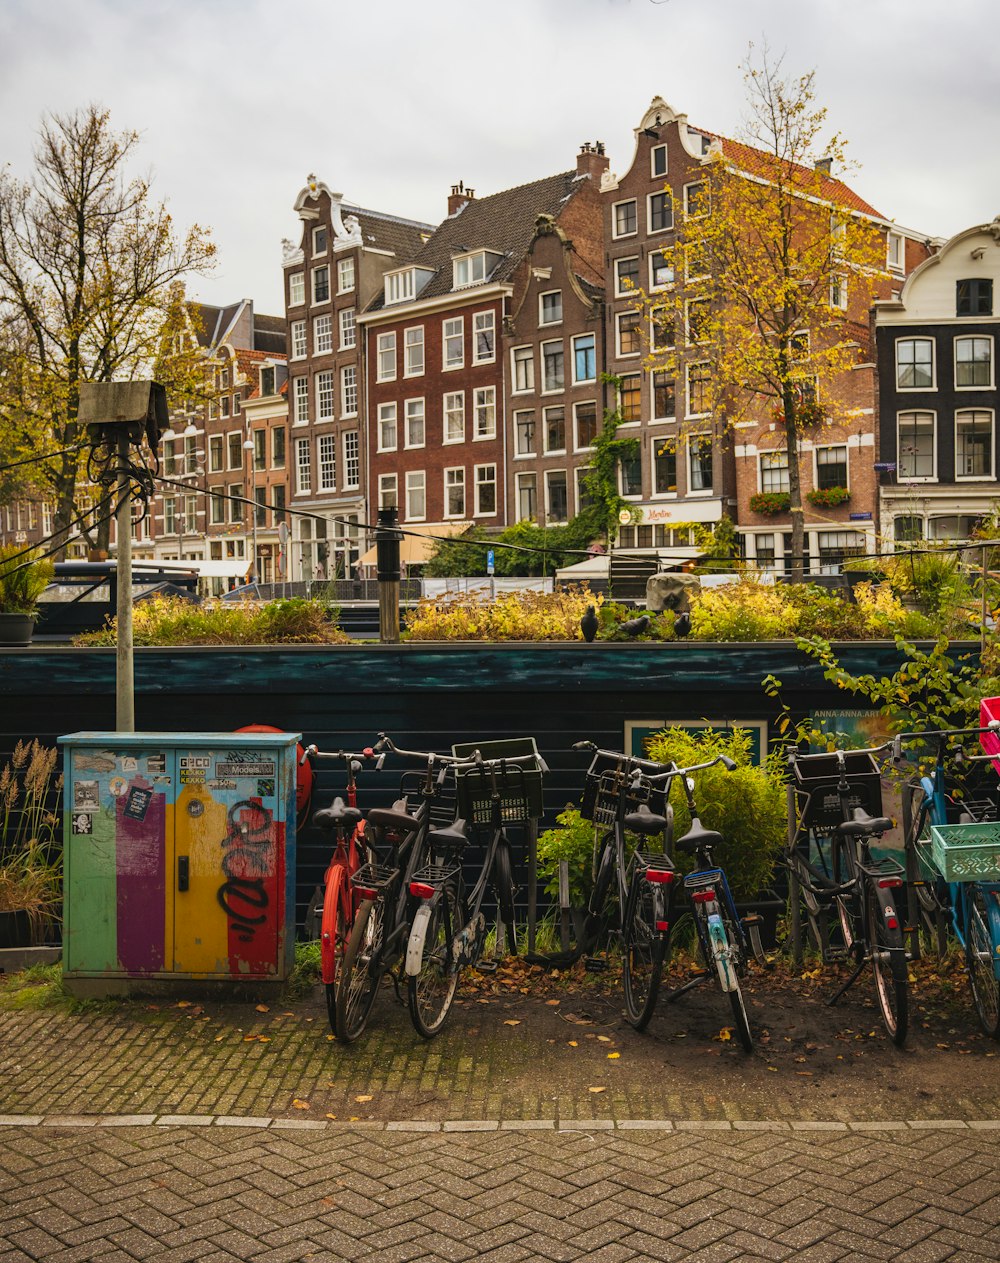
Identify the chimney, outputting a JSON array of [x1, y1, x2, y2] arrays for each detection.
[[814, 156, 833, 175], [448, 180, 474, 215], [576, 141, 610, 182]]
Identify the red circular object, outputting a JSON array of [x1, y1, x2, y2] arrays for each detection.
[[235, 724, 313, 819]]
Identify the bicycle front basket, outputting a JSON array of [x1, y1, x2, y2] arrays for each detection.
[[579, 751, 670, 827], [790, 751, 882, 830], [929, 822, 1000, 882], [451, 737, 544, 826]]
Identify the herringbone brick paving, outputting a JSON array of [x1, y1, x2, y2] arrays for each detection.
[[0, 1126, 997, 1261]]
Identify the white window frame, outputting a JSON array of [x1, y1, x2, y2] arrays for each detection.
[[955, 409, 994, 480], [649, 250, 673, 290], [343, 430, 360, 491], [312, 225, 328, 256], [887, 230, 905, 274], [405, 397, 426, 449], [830, 274, 848, 310], [541, 340, 565, 393], [543, 405, 567, 455], [337, 257, 355, 293], [572, 334, 596, 385], [290, 320, 306, 360], [377, 402, 398, 453], [226, 431, 242, 471], [378, 473, 398, 511], [444, 466, 466, 518], [385, 269, 415, 305], [686, 297, 710, 345], [341, 365, 357, 417], [288, 272, 305, 306], [686, 361, 711, 418], [539, 290, 563, 326], [312, 264, 330, 305], [377, 331, 397, 382], [759, 450, 790, 494], [651, 435, 677, 498], [574, 401, 599, 452], [404, 325, 425, 377], [317, 433, 337, 493], [473, 386, 496, 440], [616, 311, 641, 358], [295, 437, 312, 494], [615, 256, 640, 297], [955, 335, 994, 390], [339, 307, 356, 349], [293, 376, 309, 424], [405, 470, 426, 522], [443, 316, 464, 370], [897, 410, 937, 482], [650, 144, 668, 178], [313, 313, 332, 355], [612, 198, 637, 239], [316, 370, 334, 420], [896, 337, 935, 391], [443, 391, 465, 444], [650, 306, 673, 353], [474, 463, 498, 517], [208, 435, 224, 474], [514, 409, 535, 457], [516, 472, 537, 523], [688, 434, 713, 494], [511, 345, 534, 394], [814, 444, 848, 490], [473, 310, 496, 364], [646, 190, 673, 234], [683, 181, 707, 217], [545, 469, 569, 523]]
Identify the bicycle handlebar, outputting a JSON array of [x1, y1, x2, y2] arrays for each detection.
[[302, 744, 386, 772], [634, 753, 737, 786], [374, 733, 545, 774]]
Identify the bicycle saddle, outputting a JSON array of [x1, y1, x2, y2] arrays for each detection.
[[428, 818, 470, 850], [837, 806, 892, 837], [675, 818, 724, 854], [367, 798, 420, 833], [313, 796, 363, 830], [624, 803, 669, 836]]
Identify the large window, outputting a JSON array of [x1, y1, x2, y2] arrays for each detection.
[[957, 278, 993, 317], [405, 398, 425, 448], [405, 471, 425, 521], [443, 317, 464, 369], [686, 362, 711, 416], [542, 341, 564, 392], [619, 374, 641, 422], [652, 371, 675, 419], [474, 386, 496, 439], [378, 403, 397, 452], [896, 338, 934, 389], [337, 257, 355, 293], [816, 445, 847, 489], [405, 326, 424, 376], [341, 365, 357, 416], [546, 470, 568, 522], [227, 432, 242, 470], [955, 336, 992, 388], [316, 370, 334, 420], [291, 320, 306, 359], [619, 451, 642, 497], [378, 473, 397, 510], [339, 307, 356, 349], [956, 409, 993, 478], [544, 406, 566, 454], [288, 272, 304, 306], [651, 307, 673, 352], [684, 182, 707, 216], [516, 473, 537, 523], [648, 191, 672, 232], [615, 257, 639, 296], [228, 484, 243, 523], [314, 313, 332, 355], [318, 434, 336, 492], [295, 438, 312, 494], [613, 200, 637, 237], [209, 436, 223, 473], [312, 265, 330, 303], [475, 464, 497, 515], [689, 436, 713, 492], [377, 331, 396, 382], [760, 450, 789, 493], [897, 411, 935, 479], [253, 429, 266, 472], [474, 311, 495, 363], [540, 291, 563, 325], [445, 467, 465, 517], [817, 531, 865, 576], [617, 311, 641, 356], [272, 427, 286, 469], [574, 401, 598, 449], [515, 411, 535, 455], [512, 346, 534, 393], [573, 334, 596, 383], [686, 299, 709, 344], [649, 250, 673, 289], [652, 438, 676, 495], [343, 430, 360, 490], [293, 376, 309, 423], [444, 392, 465, 443]]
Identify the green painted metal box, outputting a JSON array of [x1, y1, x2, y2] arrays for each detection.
[[59, 732, 299, 992]]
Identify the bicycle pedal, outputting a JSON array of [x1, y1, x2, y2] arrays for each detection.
[[741, 913, 763, 926], [475, 960, 499, 975], [584, 956, 610, 973]]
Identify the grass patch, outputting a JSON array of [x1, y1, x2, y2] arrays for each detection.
[[283, 939, 322, 999], [0, 962, 69, 1010]]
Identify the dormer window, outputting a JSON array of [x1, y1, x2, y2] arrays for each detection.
[[260, 365, 276, 397], [384, 266, 434, 306], [452, 249, 502, 290]]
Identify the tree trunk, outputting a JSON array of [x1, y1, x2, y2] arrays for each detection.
[[784, 395, 806, 583]]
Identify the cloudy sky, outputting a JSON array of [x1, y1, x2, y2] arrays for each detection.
[[3, 0, 998, 315]]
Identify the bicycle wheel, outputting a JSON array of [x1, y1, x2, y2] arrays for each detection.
[[320, 865, 350, 1034], [408, 885, 460, 1038], [718, 903, 753, 1053], [334, 898, 384, 1043], [965, 885, 1000, 1040], [866, 880, 908, 1046], [494, 840, 516, 957], [621, 871, 666, 1032]]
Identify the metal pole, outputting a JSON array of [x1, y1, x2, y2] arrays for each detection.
[[115, 430, 135, 732], [376, 506, 402, 644], [982, 544, 988, 655], [787, 783, 802, 968]]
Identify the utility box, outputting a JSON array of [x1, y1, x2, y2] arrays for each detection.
[[59, 731, 299, 997]]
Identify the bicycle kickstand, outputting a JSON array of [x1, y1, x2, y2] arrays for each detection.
[[826, 956, 866, 1008], [741, 913, 771, 966]]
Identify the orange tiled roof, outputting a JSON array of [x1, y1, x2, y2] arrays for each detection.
[[702, 131, 883, 220]]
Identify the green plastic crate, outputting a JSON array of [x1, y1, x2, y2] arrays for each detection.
[[451, 737, 544, 825], [930, 822, 1000, 882]]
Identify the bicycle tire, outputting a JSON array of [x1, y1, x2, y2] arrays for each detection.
[[408, 885, 460, 1039], [621, 871, 666, 1032], [866, 879, 908, 1046], [320, 865, 350, 1034], [334, 898, 384, 1043], [718, 901, 753, 1052], [965, 884, 1000, 1040], [493, 839, 516, 957]]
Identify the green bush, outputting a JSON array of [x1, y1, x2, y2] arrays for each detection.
[[73, 596, 349, 646], [0, 545, 55, 617], [536, 806, 597, 907], [643, 727, 785, 898]]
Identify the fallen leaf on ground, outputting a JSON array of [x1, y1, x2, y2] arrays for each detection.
[[607, 1052, 620, 1060], [255, 1004, 269, 1013], [325, 1113, 337, 1120], [568, 1041, 578, 1047], [545, 999, 560, 1006], [355, 1094, 373, 1103], [292, 1099, 310, 1110], [588, 1086, 607, 1094], [503, 1019, 521, 1027]]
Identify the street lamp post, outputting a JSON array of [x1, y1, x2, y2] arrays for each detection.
[[243, 430, 257, 584]]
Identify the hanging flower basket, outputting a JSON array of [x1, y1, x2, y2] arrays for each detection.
[[806, 486, 850, 508], [749, 492, 790, 516]]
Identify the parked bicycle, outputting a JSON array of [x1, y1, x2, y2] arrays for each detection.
[[303, 743, 382, 1033], [899, 723, 1000, 1039], [786, 743, 909, 1045], [405, 740, 546, 1037], [333, 734, 469, 1043]]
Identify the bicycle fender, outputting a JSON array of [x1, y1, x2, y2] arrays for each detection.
[[707, 912, 737, 992], [977, 884, 1000, 981], [405, 903, 433, 977]]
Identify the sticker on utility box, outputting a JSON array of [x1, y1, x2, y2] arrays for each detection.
[[215, 760, 275, 777], [123, 786, 153, 822], [179, 756, 212, 770]]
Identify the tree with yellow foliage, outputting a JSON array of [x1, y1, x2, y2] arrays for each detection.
[[635, 50, 889, 579]]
